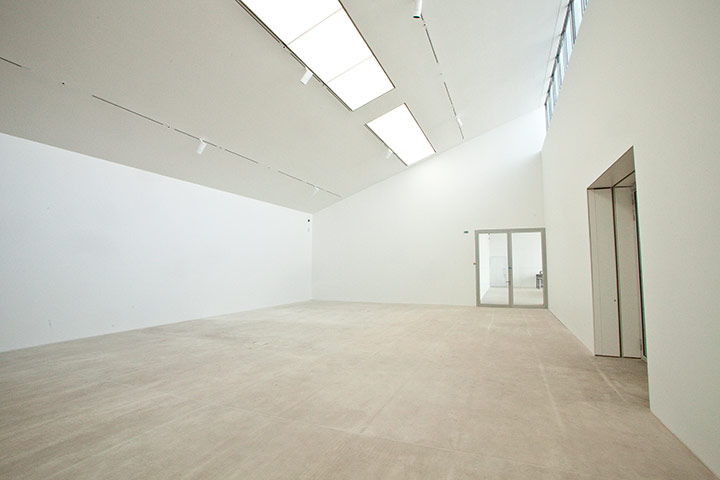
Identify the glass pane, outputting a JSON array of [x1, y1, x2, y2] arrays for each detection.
[[564, 28, 573, 64], [511, 232, 544, 306], [478, 233, 509, 305], [558, 40, 567, 83], [574, 0, 585, 37], [545, 101, 551, 128]]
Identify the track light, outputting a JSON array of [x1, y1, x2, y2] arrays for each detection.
[[196, 139, 207, 155], [313, 186, 320, 196], [300, 68, 313, 85], [385, 148, 393, 159], [413, 0, 423, 19], [455, 115, 463, 127]]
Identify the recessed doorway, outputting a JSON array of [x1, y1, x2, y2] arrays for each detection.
[[587, 147, 646, 359], [475, 228, 547, 308]]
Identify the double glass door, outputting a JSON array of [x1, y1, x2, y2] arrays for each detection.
[[475, 229, 547, 308]]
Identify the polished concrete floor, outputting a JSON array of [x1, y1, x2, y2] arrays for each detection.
[[0, 302, 716, 479]]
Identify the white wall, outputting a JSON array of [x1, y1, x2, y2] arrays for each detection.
[[0, 133, 312, 352], [542, 0, 720, 474], [313, 111, 545, 306]]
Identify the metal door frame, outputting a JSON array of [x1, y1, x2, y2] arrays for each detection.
[[474, 228, 548, 308]]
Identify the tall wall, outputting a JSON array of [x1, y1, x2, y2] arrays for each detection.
[[0, 133, 312, 352], [542, 0, 720, 474], [313, 111, 545, 306]]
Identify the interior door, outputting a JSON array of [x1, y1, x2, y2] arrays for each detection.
[[476, 232, 509, 306], [511, 231, 546, 306], [476, 229, 547, 308]]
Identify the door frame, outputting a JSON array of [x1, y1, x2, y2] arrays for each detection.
[[587, 155, 645, 359], [474, 228, 548, 309]]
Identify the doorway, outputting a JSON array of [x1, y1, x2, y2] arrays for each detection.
[[587, 148, 646, 359], [475, 228, 547, 308]]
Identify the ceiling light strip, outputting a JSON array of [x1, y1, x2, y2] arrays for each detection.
[[285, 7, 343, 45], [366, 104, 435, 166], [325, 54, 372, 84], [236, 0, 393, 111]]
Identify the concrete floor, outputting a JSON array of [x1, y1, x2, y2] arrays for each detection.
[[0, 302, 716, 479], [481, 286, 544, 305]]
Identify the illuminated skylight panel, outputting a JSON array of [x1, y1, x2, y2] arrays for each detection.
[[367, 105, 435, 165], [240, 0, 393, 110], [241, 0, 341, 44], [327, 57, 393, 110], [289, 9, 372, 83]]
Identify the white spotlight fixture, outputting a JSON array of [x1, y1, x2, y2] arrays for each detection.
[[413, 0, 423, 19], [313, 186, 320, 196], [196, 139, 207, 155], [455, 115, 463, 127], [300, 67, 313, 85], [385, 148, 393, 159]]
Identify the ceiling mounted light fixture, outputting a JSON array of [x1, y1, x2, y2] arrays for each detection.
[[196, 139, 207, 155], [455, 115, 463, 127], [366, 104, 435, 166], [300, 67, 313, 85], [239, 0, 393, 110], [413, 0, 423, 19]]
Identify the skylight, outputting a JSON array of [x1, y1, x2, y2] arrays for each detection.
[[544, 0, 588, 127], [327, 57, 393, 111], [240, 0, 341, 45], [366, 104, 435, 166], [240, 0, 393, 110]]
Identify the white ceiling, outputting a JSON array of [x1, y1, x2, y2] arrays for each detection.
[[0, 0, 562, 213]]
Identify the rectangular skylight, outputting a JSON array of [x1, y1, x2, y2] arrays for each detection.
[[289, 9, 371, 82], [327, 56, 393, 110], [239, 0, 393, 110], [366, 104, 435, 165], [240, 0, 342, 44]]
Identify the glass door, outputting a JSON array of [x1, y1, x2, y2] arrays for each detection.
[[511, 231, 545, 306], [475, 229, 547, 308], [476, 232, 509, 306]]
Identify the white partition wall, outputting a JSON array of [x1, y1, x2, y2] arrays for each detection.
[[0, 133, 312, 352], [313, 111, 546, 306], [542, 0, 720, 474]]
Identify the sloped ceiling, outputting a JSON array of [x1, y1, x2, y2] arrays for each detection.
[[0, 0, 562, 213]]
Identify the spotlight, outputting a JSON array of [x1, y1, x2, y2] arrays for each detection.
[[385, 149, 393, 159], [413, 0, 423, 19], [196, 139, 207, 155], [300, 68, 313, 85], [455, 115, 463, 127], [313, 186, 320, 196]]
